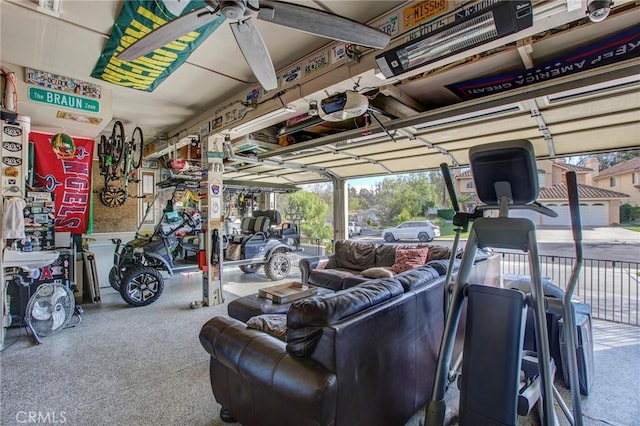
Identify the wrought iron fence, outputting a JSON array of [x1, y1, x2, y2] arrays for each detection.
[[498, 251, 639, 326]]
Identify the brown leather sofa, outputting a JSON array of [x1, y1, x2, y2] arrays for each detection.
[[199, 265, 447, 426], [299, 239, 453, 291]]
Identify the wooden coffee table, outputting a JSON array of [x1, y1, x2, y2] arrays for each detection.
[[258, 281, 318, 304]]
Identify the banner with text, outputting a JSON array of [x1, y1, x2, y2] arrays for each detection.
[[32, 132, 94, 233], [91, 0, 224, 92], [446, 27, 640, 100]]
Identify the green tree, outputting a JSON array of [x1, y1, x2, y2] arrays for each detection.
[[348, 186, 365, 212], [278, 190, 333, 240], [576, 150, 639, 170], [375, 173, 440, 225]]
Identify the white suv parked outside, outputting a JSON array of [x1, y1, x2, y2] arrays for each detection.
[[382, 220, 440, 243]]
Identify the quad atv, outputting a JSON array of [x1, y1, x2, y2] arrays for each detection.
[[108, 178, 205, 306], [109, 205, 201, 307]]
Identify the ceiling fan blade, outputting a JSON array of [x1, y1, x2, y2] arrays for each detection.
[[257, 1, 390, 49], [118, 6, 220, 61], [230, 19, 278, 90]]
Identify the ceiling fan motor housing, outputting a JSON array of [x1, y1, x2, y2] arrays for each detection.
[[220, 0, 246, 19]]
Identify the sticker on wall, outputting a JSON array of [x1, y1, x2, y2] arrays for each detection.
[[2, 157, 22, 166], [56, 111, 103, 125], [331, 43, 347, 63], [3, 125, 22, 137], [2, 141, 22, 152], [4, 167, 19, 177], [210, 198, 221, 220]]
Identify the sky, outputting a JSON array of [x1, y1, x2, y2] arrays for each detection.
[[348, 176, 384, 192]]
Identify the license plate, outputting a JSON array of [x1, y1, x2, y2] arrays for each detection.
[[403, 0, 448, 30]]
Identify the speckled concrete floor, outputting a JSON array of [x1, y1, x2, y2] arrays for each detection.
[[1, 266, 638, 426]]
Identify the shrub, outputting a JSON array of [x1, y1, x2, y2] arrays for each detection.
[[620, 204, 640, 222], [437, 209, 455, 220]]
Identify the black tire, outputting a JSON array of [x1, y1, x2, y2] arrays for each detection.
[[119, 266, 164, 307], [384, 233, 395, 242], [110, 120, 125, 167], [418, 232, 433, 242], [264, 253, 291, 281], [239, 264, 260, 274], [130, 126, 143, 169], [108, 266, 122, 291], [98, 134, 108, 171]]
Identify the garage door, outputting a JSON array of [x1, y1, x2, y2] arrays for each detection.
[[510, 209, 540, 224], [581, 203, 608, 226], [542, 204, 570, 226], [541, 203, 609, 226]]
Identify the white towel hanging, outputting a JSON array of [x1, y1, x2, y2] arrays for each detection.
[[2, 197, 26, 239]]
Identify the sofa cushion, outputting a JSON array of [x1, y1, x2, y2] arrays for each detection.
[[308, 268, 359, 291], [375, 244, 397, 267], [390, 248, 430, 274], [425, 259, 453, 276], [361, 267, 394, 279], [394, 265, 441, 292], [334, 240, 377, 271], [286, 279, 404, 356], [427, 245, 451, 261], [246, 314, 288, 341]]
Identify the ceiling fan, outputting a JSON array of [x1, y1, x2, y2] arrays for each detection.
[[118, 0, 391, 91]]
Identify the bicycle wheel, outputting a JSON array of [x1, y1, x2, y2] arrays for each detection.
[[130, 126, 143, 169], [98, 134, 108, 171], [110, 120, 125, 167]]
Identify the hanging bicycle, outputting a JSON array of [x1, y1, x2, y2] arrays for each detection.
[[96, 121, 144, 207]]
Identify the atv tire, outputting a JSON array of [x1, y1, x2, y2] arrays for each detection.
[[264, 252, 291, 281], [119, 266, 164, 307], [109, 266, 123, 291], [239, 264, 260, 274]]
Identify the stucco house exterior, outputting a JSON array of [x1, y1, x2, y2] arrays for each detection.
[[455, 158, 629, 226], [592, 157, 640, 208]]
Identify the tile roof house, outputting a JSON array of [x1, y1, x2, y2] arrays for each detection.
[[592, 157, 640, 208], [455, 158, 629, 226]]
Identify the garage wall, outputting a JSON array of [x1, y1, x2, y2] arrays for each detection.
[[90, 159, 139, 233]]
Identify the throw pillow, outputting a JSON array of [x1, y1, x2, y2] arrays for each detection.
[[246, 314, 287, 341], [361, 267, 394, 279], [390, 248, 429, 274]]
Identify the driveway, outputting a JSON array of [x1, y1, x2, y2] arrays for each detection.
[[535, 226, 640, 243], [355, 226, 640, 262]]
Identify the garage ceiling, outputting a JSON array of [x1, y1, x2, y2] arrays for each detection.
[[1, 0, 639, 187]]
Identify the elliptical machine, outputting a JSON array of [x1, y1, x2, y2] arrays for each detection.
[[425, 140, 587, 426]]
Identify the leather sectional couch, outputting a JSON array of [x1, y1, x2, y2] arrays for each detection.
[[300, 239, 454, 291], [199, 264, 448, 426]]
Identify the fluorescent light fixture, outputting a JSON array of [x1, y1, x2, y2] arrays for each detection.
[[413, 103, 523, 130], [375, 0, 533, 79], [231, 106, 296, 134]]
